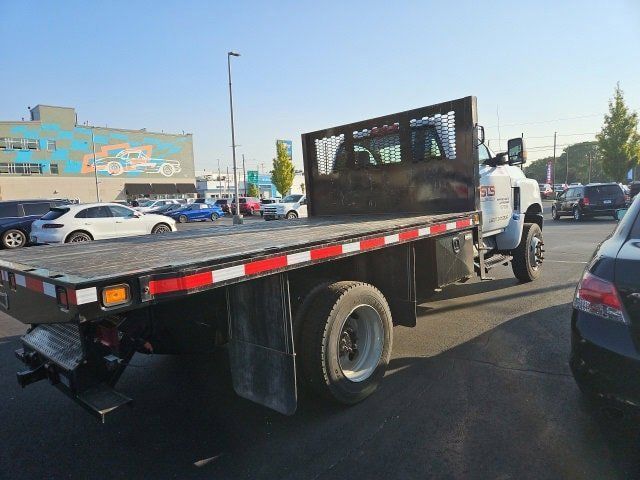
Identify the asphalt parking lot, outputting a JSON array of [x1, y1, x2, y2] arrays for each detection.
[[1, 205, 638, 480]]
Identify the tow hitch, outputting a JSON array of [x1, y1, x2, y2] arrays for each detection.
[[15, 323, 133, 422]]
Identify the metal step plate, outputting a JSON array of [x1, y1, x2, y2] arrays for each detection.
[[22, 323, 83, 371]]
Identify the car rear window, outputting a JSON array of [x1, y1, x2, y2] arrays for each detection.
[[586, 185, 622, 198], [41, 208, 69, 220]]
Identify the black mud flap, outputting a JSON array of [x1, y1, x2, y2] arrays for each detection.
[[18, 323, 132, 422], [227, 273, 297, 415]]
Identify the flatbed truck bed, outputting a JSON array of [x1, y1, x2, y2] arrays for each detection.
[[0, 212, 477, 285]]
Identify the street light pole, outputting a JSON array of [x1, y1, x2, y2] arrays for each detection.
[[91, 129, 100, 202], [227, 51, 243, 225]]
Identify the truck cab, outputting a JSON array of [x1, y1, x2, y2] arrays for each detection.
[[477, 136, 543, 256]]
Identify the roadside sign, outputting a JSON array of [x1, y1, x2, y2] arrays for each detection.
[[247, 170, 259, 183]]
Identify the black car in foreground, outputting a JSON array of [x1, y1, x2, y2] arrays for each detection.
[[570, 195, 640, 414], [0, 199, 70, 249], [552, 183, 626, 221]]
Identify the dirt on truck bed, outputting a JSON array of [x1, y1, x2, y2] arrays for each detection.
[[0, 212, 475, 284]]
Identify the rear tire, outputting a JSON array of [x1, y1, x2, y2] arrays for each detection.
[[551, 206, 560, 220], [66, 231, 93, 243], [210, 213, 219, 221], [1, 229, 27, 249], [573, 207, 582, 221], [299, 281, 393, 405], [511, 223, 543, 283]]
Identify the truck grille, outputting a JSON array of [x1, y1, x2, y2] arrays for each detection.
[[22, 323, 83, 371], [264, 206, 278, 215]]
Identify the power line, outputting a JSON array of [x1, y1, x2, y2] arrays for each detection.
[[484, 113, 603, 128]]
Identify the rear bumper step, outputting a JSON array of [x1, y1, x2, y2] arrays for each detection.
[[16, 323, 133, 422]]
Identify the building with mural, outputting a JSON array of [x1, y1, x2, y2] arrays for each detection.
[[0, 105, 196, 202]]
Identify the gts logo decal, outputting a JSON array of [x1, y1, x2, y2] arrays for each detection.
[[480, 186, 496, 198]]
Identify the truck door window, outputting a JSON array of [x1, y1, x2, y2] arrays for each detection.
[[478, 144, 491, 164]]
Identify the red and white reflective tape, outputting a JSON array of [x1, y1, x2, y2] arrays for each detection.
[[0, 270, 97, 306], [146, 216, 475, 297]]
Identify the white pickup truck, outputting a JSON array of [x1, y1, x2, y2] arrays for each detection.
[[263, 194, 308, 220]]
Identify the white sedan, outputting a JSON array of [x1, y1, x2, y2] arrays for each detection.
[[135, 199, 182, 213], [30, 203, 177, 244]]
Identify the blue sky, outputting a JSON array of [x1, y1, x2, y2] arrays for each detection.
[[2, 0, 639, 173]]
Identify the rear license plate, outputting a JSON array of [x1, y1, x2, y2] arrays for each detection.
[[603, 200, 612, 204]]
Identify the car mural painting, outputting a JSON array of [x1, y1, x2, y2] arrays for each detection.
[[81, 144, 182, 177]]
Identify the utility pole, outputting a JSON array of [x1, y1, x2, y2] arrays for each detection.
[[552, 131, 557, 187], [586, 151, 592, 184], [242, 153, 247, 196], [565, 149, 569, 185]]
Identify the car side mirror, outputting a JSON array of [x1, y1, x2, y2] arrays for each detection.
[[507, 137, 526, 165], [476, 124, 485, 144], [615, 209, 628, 221], [133, 211, 142, 218]]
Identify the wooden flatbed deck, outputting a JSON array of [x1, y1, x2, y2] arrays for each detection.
[[0, 212, 476, 285]]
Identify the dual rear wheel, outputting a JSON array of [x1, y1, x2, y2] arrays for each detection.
[[296, 281, 393, 404]]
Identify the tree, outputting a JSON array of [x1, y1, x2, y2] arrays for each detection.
[[596, 83, 640, 182], [524, 141, 604, 184], [247, 183, 260, 197], [271, 141, 295, 196]]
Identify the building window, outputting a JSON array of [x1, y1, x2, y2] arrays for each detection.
[[0, 162, 43, 175], [47, 140, 56, 151], [1, 138, 40, 151], [50, 163, 59, 175]]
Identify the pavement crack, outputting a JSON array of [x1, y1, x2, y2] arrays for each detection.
[[446, 355, 573, 379]]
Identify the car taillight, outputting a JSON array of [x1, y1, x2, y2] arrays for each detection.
[[582, 196, 590, 206], [574, 271, 627, 324], [42, 223, 64, 229]]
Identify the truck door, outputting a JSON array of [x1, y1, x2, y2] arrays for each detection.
[[478, 144, 512, 234]]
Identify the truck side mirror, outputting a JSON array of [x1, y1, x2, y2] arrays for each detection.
[[476, 125, 485, 144], [507, 137, 527, 165]]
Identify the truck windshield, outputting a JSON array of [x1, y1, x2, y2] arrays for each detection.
[[282, 195, 302, 203]]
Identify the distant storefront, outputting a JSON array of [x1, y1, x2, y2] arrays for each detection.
[[0, 105, 196, 202]]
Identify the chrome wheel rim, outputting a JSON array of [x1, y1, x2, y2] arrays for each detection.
[[4, 231, 25, 248], [154, 225, 170, 233], [529, 234, 543, 270], [337, 304, 384, 383]]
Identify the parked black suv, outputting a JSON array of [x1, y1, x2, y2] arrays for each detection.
[[551, 183, 625, 221], [0, 199, 69, 249]]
